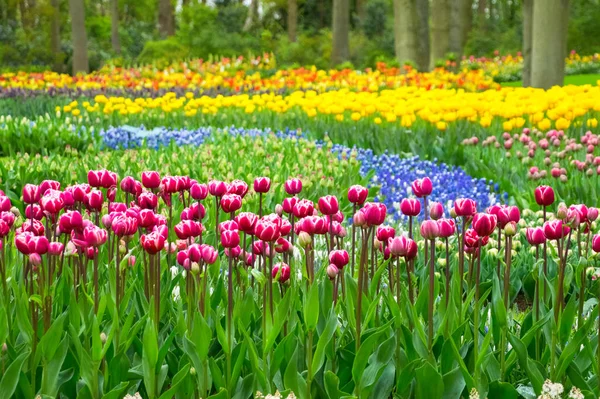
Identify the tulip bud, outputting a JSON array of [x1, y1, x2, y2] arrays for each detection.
[[504, 221, 517, 236], [429, 202, 444, 220], [327, 264, 339, 280], [29, 253, 42, 266], [191, 262, 201, 274], [353, 211, 366, 227], [298, 231, 312, 248], [557, 204, 568, 220], [190, 367, 197, 376], [100, 332, 107, 344], [588, 207, 599, 222]]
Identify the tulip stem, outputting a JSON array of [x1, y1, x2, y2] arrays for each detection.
[[473, 239, 482, 385], [93, 254, 99, 313], [356, 227, 372, 350], [227, 250, 233, 396], [428, 238, 435, 356], [458, 217, 465, 324], [496, 228, 502, 279], [445, 238, 450, 308], [543, 206, 548, 303], [535, 245, 540, 361], [351, 203, 357, 276]]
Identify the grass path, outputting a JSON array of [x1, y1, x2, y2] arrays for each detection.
[[500, 74, 600, 87]]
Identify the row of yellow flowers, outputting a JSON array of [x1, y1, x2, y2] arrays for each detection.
[[56, 84, 600, 132]]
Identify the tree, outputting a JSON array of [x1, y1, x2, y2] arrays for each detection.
[[415, 0, 429, 71], [531, 0, 568, 88], [331, 0, 349, 66], [158, 0, 175, 38], [522, 0, 532, 86], [393, 0, 417, 65], [50, 0, 62, 71], [111, 0, 121, 55], [430, 0, 449, 68], [449, 0, 472, 57], [288, 0, 298, 42], [244, 0, 259, 30], [69, 0, 89, 74]]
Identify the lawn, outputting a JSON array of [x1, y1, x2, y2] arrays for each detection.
[[501, 73, 600, 87]]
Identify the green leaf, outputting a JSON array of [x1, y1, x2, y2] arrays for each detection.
[[40, 336, 70, 397], [265, 287, 293, 354], [311, 309, 338, 379], [442, 367, 465, 399], [0, 351, 30, 398], [507, 333, 544, 394], [415, 361, 444, 399], [352, 321, 392, 389], [207, 388, 229, 399], [101, 382, 130, 399], [559, 296, 577, 346], [142, 319, 159, 399], [324, 371, 342, 399], [304, 283, 319, 332], [488, 381, 518, 399], [158, 363, 190, 399], [491, 273, 507, 330]]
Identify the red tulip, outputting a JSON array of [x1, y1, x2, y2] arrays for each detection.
[[293, 199, 314, 218], [120, 176, 136, 194], [526, 227, 546, 246], [253, 177, 271, 193], [109, 202, 127, 213], [225, 246, 242, 258], [284, 178, 302, 195], [19, 219, 45, 236], [361, 202, 387, 226], [69, 184, 91, 203], [219, 220, 239, 233], [588, 207, 599, 222], [187, 244, 202, 262], [534, 185, 555, 207], [272, 263, 291, 283], [464, 229, 489, 248], [236, 212, 258, 233], [48, 242, 64, 256], [347, 185, 368, 205], [318, 195, 339, 215], [208, 180, 228, 197], [429, 202, 444, 220], [472, 213, 497, 237], [190, 183, 208, 200], [140, 231, 166, 254], [177, 250, 190, 269], [0, 220, 9, 237], [111, 214, 138, 236], [280, 218, 292, 236], [327, 264, 339, 280], [388, 236, 412, 257], [39, 180, 60, 195], [592, 234, 600, 253], [221, 230, 240, 248], [229, 180, 249, 197], [0, 211, 14, 228], [570, 204, 588, 224], [138, 192, 158, 209], [454, 198, 477, 217], [400, 198, 421, 217], [0, 196, 10, 212], [220, 194, 242, 213], [420, 220, 440, 239], [411, 177, 433, 198], [329, 249, 349, 268], [275, 237, 292, 253], [201, 245, 218, 264], [15, 232, 35, 254], [406, 239, 418, 260], [255, 220, 281, 242], [59, 211, 83, 234], [174, 220, 202, 240], [376, 226, 396, 242], [142, 171, 161, 189], [437, 218, 456, 238], [85, 189, 103, 212], [543, 220, 570, 240], [282, 197, 298, 214], [83, 226, 108, 247], [23, 184, 40, 204], [40, 193, 64, 215], [25, 204, 43, 220]]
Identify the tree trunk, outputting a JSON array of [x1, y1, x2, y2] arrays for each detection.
[[331, 0, 349, 66], [19, 0, 28, 30], [110, 0, 121, 55], [449, 0, 462, 55], [356, 0, 365, 25], [461, 0, 473, 52], [288, 0, 298, 42], [50, 0, 61, 71], [522, 0, 532, 86], [243, 0, 259, 30], [477, 0, 486, 28], [531, 0, 567, 88], [158, 0, 175, 38], [394, 0, 418, 65], [69, 0, 89, 74], [415, 0, 430, 71], [430, 0, 449, 69]]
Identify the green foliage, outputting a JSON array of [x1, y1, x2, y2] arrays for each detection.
[[137, 38, 191, 65]]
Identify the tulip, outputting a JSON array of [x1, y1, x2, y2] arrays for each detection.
[[592, 234, 600, 253], [534, 185, 555, 207], [543, 220, 570, 240], [111, 215, 138, 236], [85, 189, 104, 212], [229, 180, 249, 197], [140, 231, 166, 254], [275, 237, 292, 253], [39, 180, 60, 195], [282, 197, 298, 214], [201, 245, 218, 264], [588, 207, 599, 222], [504, 221, 517, 236], [142, 171, 161, 189], [40, 194, 64, 215], [280, 219, 292, 236], [219, 220, 239, 233], [284, 178, 302, 195], [175, 220, 202, 240], [19, 220, 45, 236], [526, 227, 546, 246], [109, 202, 127, 213], [272, 263, 291, 283], [255, 220, 281, 242], [376, 226, 396, 242], [23, 184, 41, 204], [327, 264, 339, 280], [208, 180, 228, 197], [437, 218, 456, 238], [59, 211, 83, 234], [454, 198, 477, 217], [464, 229, 489, 248], [190, 183, 208, 200], [388, 236, 411, 257], [420, 220, 439, 240], [472, 213, 497, 237], [177, 250, 190, 269], [293, 199, 314, 218], [400, 198, 421, 217], [253, 177, 271, 193], [236, 212, 258, 233], [120, 176, 136, 194], [83, 226, 108, 247], [0, 220, 9, 238], [318, 195, 339, 215], [27, 235, 49, 255], [429, 202, 444, 220], [0, 211, 14, 227], [48, 242, 64, 256], [411, 177, 433, 198], [220, 230, 240, 248], [0, 196, 10, 213], [348, 185, 368, 205], [220, 194, 242, 214], [361, 202, 386, 226], [225, 246, 242, 258], [329, 249, 349, 268], [138, 192, 158, 210], [25, 204, 43, 220]]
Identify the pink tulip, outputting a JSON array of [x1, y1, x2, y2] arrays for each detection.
[[221, 230, 240, 248], [348, 185, 368, 205], [329, 249, 349, 269], [534, 186, 555, 207], [411, 177, 433, 198], [454, 198, 477, 217], [400, 198, 421, 217], [284, 178, 302, 195], [142, 171, 161, 189], [220, 194, 242, 213], [420, 220, 439, 240], [253, 177, 271, 193]]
